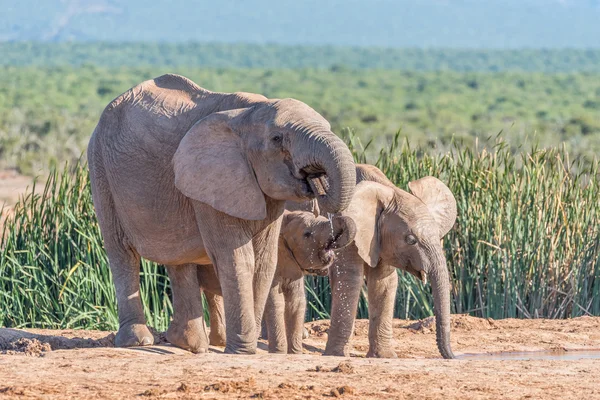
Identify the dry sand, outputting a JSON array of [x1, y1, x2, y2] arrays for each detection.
[[2, 315, 600, 399], [0, 170, 35, 229]]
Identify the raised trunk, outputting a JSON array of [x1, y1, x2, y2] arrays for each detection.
[[297, 133, 356, 214], [429, 259, 455, 359], [330, 215, 357, 249]]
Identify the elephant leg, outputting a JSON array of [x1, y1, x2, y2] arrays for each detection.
[[283, 278, 306, 354], [91, 178, 153, 348], [265, 279, 287, 353], [194, 201, 283, 354], [106, 245, 153, 347], [365, 264, 398, 358], [205, 291, 227, 347], [197, 264, 226, 346], [324, 251, 364, 357], [251, 217, 283, 339], [199, 235, 257, 353], [260, 318, 269, 339], [166, 264, 208, 353]]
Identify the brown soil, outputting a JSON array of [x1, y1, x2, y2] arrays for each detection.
[[0, 170, 35, 229], [2, 315, 600, 399]]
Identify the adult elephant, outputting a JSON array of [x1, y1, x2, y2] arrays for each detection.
[[87, 74, 356, 354]]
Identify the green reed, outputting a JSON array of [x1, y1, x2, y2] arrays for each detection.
[[1, 134, 598, 331]]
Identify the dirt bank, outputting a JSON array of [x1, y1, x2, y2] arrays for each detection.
[[1, 315, 600, 399], [0, 170, 35, 229]]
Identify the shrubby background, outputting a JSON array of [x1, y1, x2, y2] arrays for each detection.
[[0, 40, 599, 329]]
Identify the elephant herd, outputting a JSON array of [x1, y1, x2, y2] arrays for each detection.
[[88, 74, 457, 359]]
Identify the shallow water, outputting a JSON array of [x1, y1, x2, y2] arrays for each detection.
[[458, 349, 600, 361]]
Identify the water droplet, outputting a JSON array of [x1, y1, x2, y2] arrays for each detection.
[[327, 212, 335, 240]]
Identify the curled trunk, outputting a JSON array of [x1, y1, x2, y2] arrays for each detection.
[[329, 215, 357, 249], [297, 133, 356, 214]]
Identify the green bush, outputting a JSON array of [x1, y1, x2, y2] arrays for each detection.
[[1, 133, 598, 331]]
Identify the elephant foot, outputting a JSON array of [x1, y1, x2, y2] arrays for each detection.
[[209, 327, 227, 347], [224, 342, 257, 355], [367, 347, 398, 359], [166, 319, 208, 353], [323, 345, 350, 357], [114, 323, 154, 347], [268, 347, 287, 354]]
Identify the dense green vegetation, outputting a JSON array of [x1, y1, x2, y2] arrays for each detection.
[[1, 134, 598, 330], [2, 65, 600, 175], [1, 42, 599, 329], [4, 43, 600, 72]]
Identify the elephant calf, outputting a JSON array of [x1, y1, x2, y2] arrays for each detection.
[[198, 209, 356, 353], [262, 164, 457, 359], [264, 210, 356, 354], [322, 177, 457, 359]]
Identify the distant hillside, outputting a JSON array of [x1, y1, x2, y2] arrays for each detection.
[[2, 43, 600, 72], [1, 0, 600, 48]]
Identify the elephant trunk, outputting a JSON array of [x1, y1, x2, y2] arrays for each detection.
[[297, 132, 356, 214], [429, 255, 455, 359], [329, 215, 357, 249]]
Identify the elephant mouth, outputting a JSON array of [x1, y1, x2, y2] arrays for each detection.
[[304, 267, 330, 276], [318, 249, 335, 268], [307, 174, 329, 197], [403, 263, 428, 284], [301, 249, 335, 275], [296, 165, 329, 198]]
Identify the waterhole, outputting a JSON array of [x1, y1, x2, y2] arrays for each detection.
[[458, 349, 600, 361]]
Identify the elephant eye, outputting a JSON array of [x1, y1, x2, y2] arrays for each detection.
[[271, 134, 283, 144], [406, 234, 418, 245]]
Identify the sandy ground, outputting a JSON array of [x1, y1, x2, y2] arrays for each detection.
[[2, 315, 600, 399], [0, 170, 34, 228], [2, 172, 600, 398]]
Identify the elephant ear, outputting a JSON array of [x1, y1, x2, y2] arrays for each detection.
[[408, 176, 457, 237], [173, 109, 267, 220], [344, 181, 394, 268]]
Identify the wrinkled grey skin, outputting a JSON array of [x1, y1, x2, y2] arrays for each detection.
[[325, 175, 457, 359], [197, 164, 455, 358], [264, 210, 356, 354], [198, 208, 356, 354], [87, 74, 356, 354]]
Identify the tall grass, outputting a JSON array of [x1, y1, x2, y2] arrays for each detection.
[[1, 134, 599, 331]]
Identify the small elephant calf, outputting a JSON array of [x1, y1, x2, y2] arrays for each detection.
[[263, 210, 356, 353], [323, 176, 457, 359], [198, 209, 356, 353]]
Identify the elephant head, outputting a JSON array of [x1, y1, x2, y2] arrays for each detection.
[[278, 210, 357, 276], [173, 98, 356, 220], [348, 178, 457, 359]]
